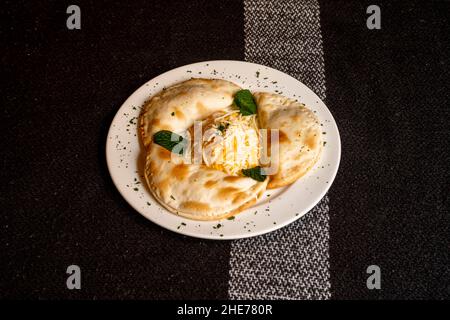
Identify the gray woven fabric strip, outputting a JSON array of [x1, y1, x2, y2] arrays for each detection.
[[228, 0, 330, 300]]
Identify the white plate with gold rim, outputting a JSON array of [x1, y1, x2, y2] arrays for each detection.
[[106, 60, 340, 240]]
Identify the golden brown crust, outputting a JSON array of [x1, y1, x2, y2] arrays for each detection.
[[255, 92, 322, 189], [223, 176, 242, 183], [204, 180, 218, 188], [179, 201, 212, 213], [267, 144, 322, 189], [215, 187, 240, 200], [171, 164, 190, 181]]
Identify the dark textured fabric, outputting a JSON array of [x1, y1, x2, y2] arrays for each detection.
[[229, 0, 330, 300], [2, 0, 449, 300], [1, 0, 244, 299], [319, 0, 450, 299]]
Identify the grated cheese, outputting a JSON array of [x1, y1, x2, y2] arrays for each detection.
[[202, 111, 260, 175]]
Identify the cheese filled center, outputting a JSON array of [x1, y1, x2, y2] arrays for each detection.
[[202, 110, 260, 176]]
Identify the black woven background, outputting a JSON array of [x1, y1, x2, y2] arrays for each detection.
[[320, 1, 450, 299], [1, 0, 449, 299], [1, 0, 244, 299]]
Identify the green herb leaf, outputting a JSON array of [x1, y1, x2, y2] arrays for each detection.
[[153, 130, 187, 155], [234, 89, 257, 116], [242, 166, 267, 182]]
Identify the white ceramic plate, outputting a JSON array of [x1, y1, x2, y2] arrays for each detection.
[[106, 60, 340, 240]]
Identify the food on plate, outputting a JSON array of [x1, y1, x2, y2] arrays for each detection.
[[139, 78, 321, 220], [139, 79, 268, 220], [254, 92, 322, 189], [140, 78, 240, 148]]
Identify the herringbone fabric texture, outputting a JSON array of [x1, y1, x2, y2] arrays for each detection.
[[229, 0, 330, 300]]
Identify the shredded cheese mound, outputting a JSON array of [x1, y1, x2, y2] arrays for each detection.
[[202, 110, 260, 175]]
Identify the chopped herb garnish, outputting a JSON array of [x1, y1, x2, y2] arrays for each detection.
[[227, 216, 235, 221], [170, 195, 176, 200], [133, 187, 138, 191], [153, 130, 187, 155], [171, 112, 175, 116], [256, 71, 260, 78], [242, 166, 267, 182], [147, 202, 151, 206], [213, 223, 222, 229], [234, 89, 257, 116], [217, 123, 229, 133], [181, 222, 186, 226]]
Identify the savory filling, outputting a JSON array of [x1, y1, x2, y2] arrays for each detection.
[[202, 110, 260, 176]]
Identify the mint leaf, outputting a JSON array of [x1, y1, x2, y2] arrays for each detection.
[[234, 89, 257, 116], [153, 130, 187, 155], [242, 166, 267, 182]]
